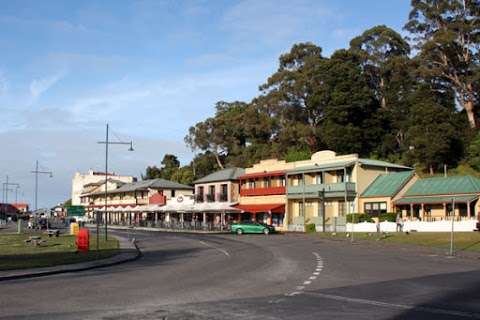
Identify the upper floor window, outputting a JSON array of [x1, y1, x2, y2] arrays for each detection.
[[171, 190, 176, 197], [263, 177, 271, 188], [279, 176, 286, 187], [315, 174, 323, 185], [209, 185, 215, 195]]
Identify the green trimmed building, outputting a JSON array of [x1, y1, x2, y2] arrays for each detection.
[[359, 171, 417, 216], [393, 176, 480, 220]]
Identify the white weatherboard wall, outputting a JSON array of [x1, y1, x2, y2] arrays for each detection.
[[346, 220, 478, 232]]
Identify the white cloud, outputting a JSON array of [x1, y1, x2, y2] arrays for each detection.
[[0, 128, 190, 208], [0, 72, 7, 96], [29, 71, 66, 101], [222, 0, 334, 46]]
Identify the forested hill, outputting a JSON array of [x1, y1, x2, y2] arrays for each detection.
[[145, 0, 480, 185]]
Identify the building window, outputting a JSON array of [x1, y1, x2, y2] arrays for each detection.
[[299, 202, 304, 216], [339, 201, 345, 216], [171, 190, 176, 197], [315, 174, 323, 184], [364, 202, 387, 216], [264, 177, 271, 188], [279, 176, 286, 187]]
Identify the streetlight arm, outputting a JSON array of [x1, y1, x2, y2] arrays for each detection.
[[97, 141, 132, 145]]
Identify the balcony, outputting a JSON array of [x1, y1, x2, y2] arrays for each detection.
[[287, 182, 356, 199], [195, 194, 204, 203], [206, 193, 215, 202], [240, 186, 286, 197]]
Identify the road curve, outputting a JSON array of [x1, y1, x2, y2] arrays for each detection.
[[1, 231, 480, 319]]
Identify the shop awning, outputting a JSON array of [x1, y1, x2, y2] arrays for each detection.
[[395, 195, 478, 205], [234, 204, 285, 214]]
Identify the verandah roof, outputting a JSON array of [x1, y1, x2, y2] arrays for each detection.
[[394, 195, 478, 205]]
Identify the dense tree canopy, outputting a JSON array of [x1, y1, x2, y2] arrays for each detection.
[[146, 1, 480, 182]]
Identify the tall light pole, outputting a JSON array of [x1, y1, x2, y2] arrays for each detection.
[[97, 123, 134, 244], [31, 160, 53, 225], [3, 175, 19, 210]]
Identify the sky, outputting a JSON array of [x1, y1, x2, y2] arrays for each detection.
[[0, 0, 411, 208]]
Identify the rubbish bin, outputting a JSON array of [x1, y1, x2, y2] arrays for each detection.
[[76, 228, 90, 252], [70, 222, 79, 235]]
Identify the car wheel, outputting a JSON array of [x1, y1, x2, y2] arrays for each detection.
[[263, 228, 269, 235], [236, 228, 243, 235]]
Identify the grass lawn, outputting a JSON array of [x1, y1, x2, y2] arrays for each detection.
[[313, 232, 480, 252], [0, 232, 119, 271]]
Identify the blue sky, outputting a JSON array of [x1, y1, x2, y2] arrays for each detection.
[[0, 0, 411, 207]]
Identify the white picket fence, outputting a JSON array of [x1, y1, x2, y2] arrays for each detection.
[[346, 220, 478, 232]]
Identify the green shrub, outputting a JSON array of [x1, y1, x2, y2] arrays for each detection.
[[346, 213, 374, 223], [305, 223, 316, 233], [378, 212, 397, 222]]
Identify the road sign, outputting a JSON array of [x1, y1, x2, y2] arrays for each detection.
[[66, 205, 85, 217]]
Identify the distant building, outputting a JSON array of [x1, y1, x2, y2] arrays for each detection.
[[11, 203, 29, 213], [79, 178, 194, 221], [71, 170, 135, 206]]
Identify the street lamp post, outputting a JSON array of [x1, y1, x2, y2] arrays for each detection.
[[31, 160, 53, 228], [97, 123, 134, 245]]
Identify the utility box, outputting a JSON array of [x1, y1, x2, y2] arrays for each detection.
[[76, 228, 90, 252], [70, 222, 79, 235]]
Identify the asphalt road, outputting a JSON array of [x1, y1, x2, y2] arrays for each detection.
[[1, 230, 480, 319]]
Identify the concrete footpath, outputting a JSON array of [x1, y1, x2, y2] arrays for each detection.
[[92, 224, 230, 234], [0, 235, 140, 282]]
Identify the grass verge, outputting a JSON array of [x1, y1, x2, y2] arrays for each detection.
[[313, 232, 480, 252], [0, 233, 119, 271]]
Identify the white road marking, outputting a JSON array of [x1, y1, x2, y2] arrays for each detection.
[[296, 286, 305, 290], [313, 272, 320, 275], [309, 276, 317, 280], [304, 292, 480, 319], [199, 240, 230, 257], [303, 280, 312, 285]]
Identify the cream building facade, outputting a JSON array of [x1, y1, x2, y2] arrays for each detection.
[[71, 170, 135, 206]]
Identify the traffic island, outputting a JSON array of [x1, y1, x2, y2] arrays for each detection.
[[0, 233, 140, 281]]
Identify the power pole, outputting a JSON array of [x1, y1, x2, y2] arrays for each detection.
[[2, 176, 20, 223], [31, 160, 53, 227]]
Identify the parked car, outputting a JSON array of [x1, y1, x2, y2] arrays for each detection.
[[231, 221, 275, 235]]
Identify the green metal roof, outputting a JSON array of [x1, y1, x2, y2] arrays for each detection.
[[404, 176, 480, 196], [193, 167, 245, 184], [358, 159, 411, 170], [395, 195, 478, 205], [362, 171, 414, 197]]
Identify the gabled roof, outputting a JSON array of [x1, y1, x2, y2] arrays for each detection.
[[81, 178, 192, 196], [83, 178, 127, 188], [358, 159, 411, 170], [404, 175, 480, 196], [193, 167, 245, 184], [362, 171, 414, 197]]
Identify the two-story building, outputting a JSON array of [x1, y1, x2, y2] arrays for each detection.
[[71, 170, 135, 206], [193, 167, 245, 225], [285, 151, 412, 231], [79, 178, 193, 224], [235, 159, 294, 229]]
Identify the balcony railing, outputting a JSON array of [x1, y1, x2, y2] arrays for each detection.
[[240, 186, 286, 196], [287, 182, 356, 198], [217, 193, 228, 202], [195, 194, 204, 203]]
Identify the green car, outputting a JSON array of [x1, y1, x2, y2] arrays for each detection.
[[231, 221, 275, 235]]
